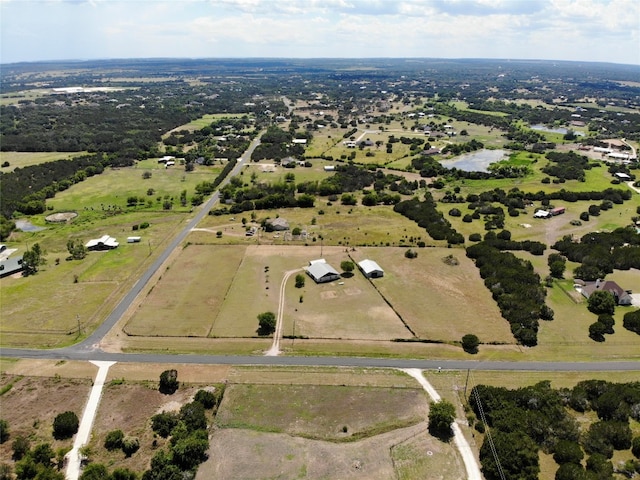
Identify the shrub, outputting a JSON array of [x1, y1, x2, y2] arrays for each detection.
[[428, 400, 456, 440], [295, 274, 305, 288], [257, 311, 276, 336], [121, 436, 140, 457], [104, 429, 124, 451], [579, 211, 590, 221], [151, 412, 179, 438], [11, 435, 30, 461], [53, 411, 79, 440], [461, 334, 480, 354], [469, 233, 482, 242], [0, 420, 8, 444], [194, 389, 216, 409], [623, 309, 640, 334], [159, 369, 179, 394], [404, 249, 418, 259]]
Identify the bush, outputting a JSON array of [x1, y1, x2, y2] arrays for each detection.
[[404, 249, 418, 259], [428, 400, 456, 440], [159, 369, 179, 394], [53, 411, 79, 440], [151, 412, 179, 438], [461, 334, 480, 354], [194, 389, 216, 409], [469, 233, 482, 242], [294, 273, 305, 288], [121, 436, 140, 457], [632, 436, 640, 458], [104, 429, 124, 451], [623, 309, 640, 334], [0, 420, 8, 444], [11, 435, 30, 461], [579, 211, 589, 221]]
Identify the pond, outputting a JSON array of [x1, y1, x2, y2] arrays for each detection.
[[15, 219, 45, 232], [439, 149, 507, 173], [530, 124, 585, 136]]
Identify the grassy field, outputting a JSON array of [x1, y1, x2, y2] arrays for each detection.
[[163, 113, 250, 136], [46, 158, 222, 213], [0, 151, 89, 171]]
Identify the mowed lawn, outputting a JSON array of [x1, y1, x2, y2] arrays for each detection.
[[350, 247, 513, 343], [124, 245, 246, 337]]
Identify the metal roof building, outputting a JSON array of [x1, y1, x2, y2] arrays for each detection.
[[306, 259, 340, 284], [358, 259, 384, 278]]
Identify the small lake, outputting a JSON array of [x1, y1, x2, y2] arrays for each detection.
[[439, 149, 507, 173], [530, 124, 585, 136], [15, 219, 45, 232]]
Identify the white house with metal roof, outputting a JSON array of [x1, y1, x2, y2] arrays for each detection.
[[85, 235, 119, 251], [358, 259, 384, 278], [306, 259, 340, 283]]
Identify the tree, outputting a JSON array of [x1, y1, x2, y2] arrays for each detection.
[[0, 420, 8, 444], [53, 412, 79, 440], [159, 369, 179, 394], [461, 334, 480, 354], [480, 430, 539, 480], [12, 435, 30, 460], [22, 243, 44, 276], [597, 314, 615, 334], [121, 436, 140, 457], [548, 254, 566, 279], [194, 389, 216, 409], [632, 436, 640, 458], [151, 412, 179, 438], [32, 443, 55, 467], [79, 463, 109, 480], [104, 429, 124, 451], [294, 274, 305, 288], [428, 400, 456, 440], [110, 468, 138, 480], [171, 431, 209, 470], [257, 311, 276, 336], [623, 309, 640, 334], [340, 261, 355, 275], [553, 440, 584, 465], [589, 322, 606, 342], [587, 290, 616, 315], [66, 239, 87, 260], [179, 401, 207, 432]]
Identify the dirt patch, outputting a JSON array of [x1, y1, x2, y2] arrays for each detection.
[[344, 287, 362, 296], [199, 424, 437, 480], [45, 211, 78, 223], [320, 290, 338, 299]]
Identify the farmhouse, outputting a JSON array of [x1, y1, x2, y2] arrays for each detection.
[[358, 259, 384, 278], [265, 217, 289, 231], [306, 259, 340, 284], [85, 235, 119, 251], [579, 279, 633, 306], [0, 256, 24, 278]]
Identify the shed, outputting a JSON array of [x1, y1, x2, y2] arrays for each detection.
[[265, 218, 289, 231], [127, 236, 142, 243], [324, 165, 336, 171], [358, 259, 384, 278], [615, 172, 631, 180], [306, 259, 340, 284], [533, 210, 551, 219]]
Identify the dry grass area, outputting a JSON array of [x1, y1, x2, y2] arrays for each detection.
[[350, 247, 512, 343], [124, 245, 246, 337], [0, 372, 92, 462]]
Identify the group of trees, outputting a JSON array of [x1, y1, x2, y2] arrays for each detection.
[[470, 379, 640, 480], [394, 195, 464, 245], [542, 151, 592, 181], [466, 242, 551, 346], [552, 227, 640, 280]]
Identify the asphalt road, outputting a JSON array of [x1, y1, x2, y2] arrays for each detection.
[[1, 132, 639, 374]]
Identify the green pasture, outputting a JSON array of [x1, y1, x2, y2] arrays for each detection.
[[0, 89, 49, 106], [216, 383, 427, 441], [46, 159, 222, 213], [0, 211, 189, 348], [0, 151, 89, 172]]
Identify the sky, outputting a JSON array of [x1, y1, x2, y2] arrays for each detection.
[[1, 0, 639, 65]]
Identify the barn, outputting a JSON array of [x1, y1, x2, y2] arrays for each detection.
[[358, 259, 384, 278], [306, 259, 340, 284]]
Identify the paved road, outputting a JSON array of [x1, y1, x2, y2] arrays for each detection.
[[2, 347, 639, 372]]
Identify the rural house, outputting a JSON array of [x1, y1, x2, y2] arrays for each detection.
[[580, 279, 633, 306], [358, 259, 384, 278], [86, 235, 119, 251], [306, 259, 340, 284]]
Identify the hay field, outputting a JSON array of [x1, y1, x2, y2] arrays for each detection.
[[124, 245, 246, 337], [349, 247, 513, 343]]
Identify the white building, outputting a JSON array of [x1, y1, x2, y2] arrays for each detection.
[[306, 259, 340, 283], [86, 235, 119, 250], [358, 259, 384, 278]]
